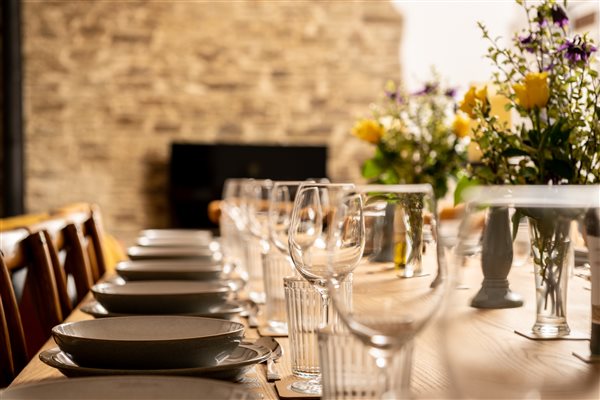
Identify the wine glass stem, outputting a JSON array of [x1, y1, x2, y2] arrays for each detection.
[[319, 291, 329, 329]]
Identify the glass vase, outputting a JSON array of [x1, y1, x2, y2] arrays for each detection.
[[528, 215, 573, 337], [393, 201, 424, 278]]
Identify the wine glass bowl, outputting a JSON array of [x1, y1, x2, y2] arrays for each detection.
[[268, 182, 304, 257], [328, 184, 446, 397], [288, 183, 364, 289]]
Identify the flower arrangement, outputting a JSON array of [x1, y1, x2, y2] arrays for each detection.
[[459, 0, 599, 187], [458, 0, 599, 336], [352, 78, 467, 200]]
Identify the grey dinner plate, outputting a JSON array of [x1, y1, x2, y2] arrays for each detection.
[[91, 280, 232, 314], [136, 236, 219, 248], [1, 376, 251, 400], [127, 245, 220, 261], [40, 344, 270, 382], [115, 259, 231, 281], [52, 316, 244, 369], [139, 229, 213, 240], [80, 298, 245, 320]]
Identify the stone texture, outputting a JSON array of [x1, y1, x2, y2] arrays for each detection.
[[22, 0, 403, 243]]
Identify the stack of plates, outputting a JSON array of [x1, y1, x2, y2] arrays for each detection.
[[81, 228, 248, 321], [41, 316, 269, 381], [129, 229, 220, 261]]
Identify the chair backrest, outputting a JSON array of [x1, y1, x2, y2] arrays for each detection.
[[52, 203, 108, 282], [29, 216, 94, 311], [0, 229, 63, 364], [0, 287, 14, 387]]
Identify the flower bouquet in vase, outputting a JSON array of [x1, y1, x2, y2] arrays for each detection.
[[352, 76, 467, 277], [458, 0, 599, 337]]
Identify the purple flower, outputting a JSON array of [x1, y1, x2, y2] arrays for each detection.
[[519, 34, 536, 53], [445, 88, 457, 98], [543, 61, 555, 72], [536, 10, 548, 27], [385, 89, 405, 104], [558, 35, 598, 64], [551, 5, 568, 28], [413, 83, 438, 96]]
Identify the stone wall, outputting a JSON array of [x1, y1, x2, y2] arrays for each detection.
[[22, 0, 403, 243]]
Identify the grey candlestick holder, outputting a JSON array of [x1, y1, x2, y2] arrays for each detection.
[[470, 207, 523, 309]]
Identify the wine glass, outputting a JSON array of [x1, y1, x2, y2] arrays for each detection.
[[260, 181, 306, 333], [241, 179, 273, 304], [220, 178, 250, 282], [328, 184, 446, 398], [288, 182, 365, 394]]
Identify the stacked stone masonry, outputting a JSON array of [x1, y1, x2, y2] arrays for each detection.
[[23, 0, 403, 243]]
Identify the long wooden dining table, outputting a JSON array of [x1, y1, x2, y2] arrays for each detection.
[[7, 260, 600, 399]]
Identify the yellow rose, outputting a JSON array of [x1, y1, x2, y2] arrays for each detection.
[[459, 86, 488, 118], [452, 112, 472, 138], [467, 141, 483, 163], [352, 119, 384, 144], [513, 72, 549, 110]]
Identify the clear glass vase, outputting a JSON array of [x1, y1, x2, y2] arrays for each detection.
[[528, 215, 573, 337], [394, 200, 424, 278]]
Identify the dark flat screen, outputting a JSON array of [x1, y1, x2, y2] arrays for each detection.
[[169, 142, 328, 228]]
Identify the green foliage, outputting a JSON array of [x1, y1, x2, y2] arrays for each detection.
[[468, 0, 599, 186], [356, 76, 466, 200]]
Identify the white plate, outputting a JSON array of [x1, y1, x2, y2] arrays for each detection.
[[52, 316, 244, 369], [136, 236, 219, 249], [115, 259, 231, 281], [140, 229, 213, 240], [127, 245, 221, 261], [92, 280, 232, 314], [40, 345, 270, 382], [81, 299, 245, 320], [1, 376, 251, 400]]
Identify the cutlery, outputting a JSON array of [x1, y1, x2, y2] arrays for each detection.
[[255, 337, 283, 381]]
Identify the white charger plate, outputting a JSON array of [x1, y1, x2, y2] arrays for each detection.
[[40, 345, 270, 382], [1, 376, 251, 399]]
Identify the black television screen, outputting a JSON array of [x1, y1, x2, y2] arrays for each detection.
[[169, 142, 328, 228]]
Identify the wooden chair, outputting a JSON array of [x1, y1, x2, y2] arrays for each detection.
[[0, 253, 29, 387], [0, 229, 62, 377], [29, 216, 94, 311], [52, 203, 110, 282]]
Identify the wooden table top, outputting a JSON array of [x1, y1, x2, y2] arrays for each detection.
[[7, 261, 599, 399]]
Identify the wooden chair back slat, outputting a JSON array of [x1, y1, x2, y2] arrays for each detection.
[[51, 203, 108, 283], [62, 224, 94, 303], [0, 230, 63, 370], [84, 206, 107, 281], [0, 292, 15, 387], [0, 255, 27, 376]]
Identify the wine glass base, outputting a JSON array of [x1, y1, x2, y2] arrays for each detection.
[[290, 379, 322, 396]]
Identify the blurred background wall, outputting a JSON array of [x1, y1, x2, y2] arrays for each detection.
[[21, 0, 403, 242]]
